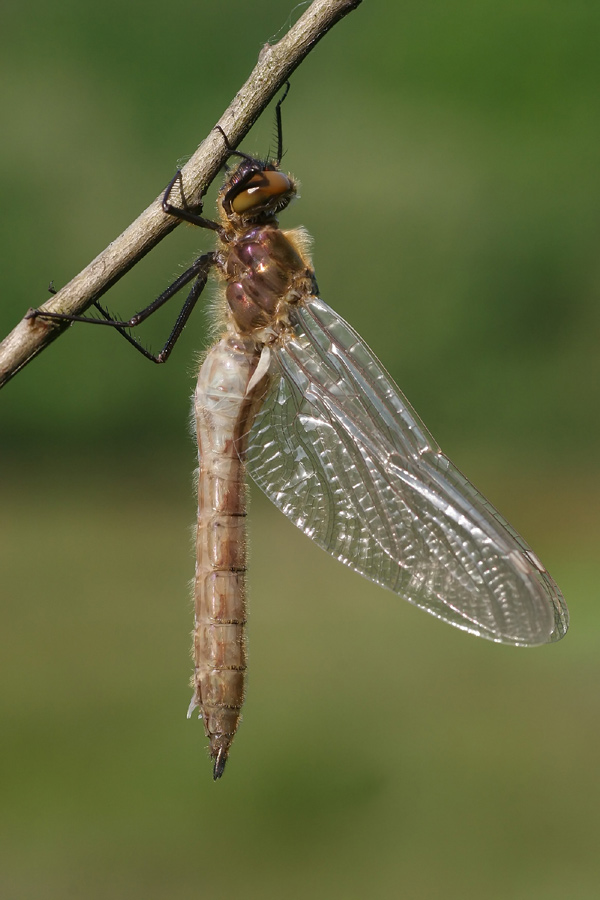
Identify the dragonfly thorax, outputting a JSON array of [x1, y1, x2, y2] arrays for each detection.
[[223, 225, 314, 335]]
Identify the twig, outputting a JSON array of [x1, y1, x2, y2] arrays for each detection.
[[0, 0, 362, 388]]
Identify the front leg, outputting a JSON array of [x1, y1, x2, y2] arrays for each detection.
[[162, 170, 224, 237]]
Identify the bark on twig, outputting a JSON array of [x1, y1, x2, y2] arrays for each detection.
[[0, 0, 362, 388]]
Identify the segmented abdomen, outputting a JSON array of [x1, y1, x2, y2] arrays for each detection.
[[192, 335, 266, 779]]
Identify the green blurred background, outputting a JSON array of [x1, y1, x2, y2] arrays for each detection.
[[1, 2, 599, 898]]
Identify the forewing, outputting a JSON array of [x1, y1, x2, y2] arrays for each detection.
[[245, 296, 568, 646]]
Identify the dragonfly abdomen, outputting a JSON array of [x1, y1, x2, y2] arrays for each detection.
[[193, 335, 269, 779]]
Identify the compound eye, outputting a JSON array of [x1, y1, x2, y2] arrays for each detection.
[[230, 171, 293, 214]]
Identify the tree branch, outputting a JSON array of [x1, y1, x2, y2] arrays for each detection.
[[0, 0, 362, 388]]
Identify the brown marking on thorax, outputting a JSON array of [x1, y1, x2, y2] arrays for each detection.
[[222, 225, 315, 334]]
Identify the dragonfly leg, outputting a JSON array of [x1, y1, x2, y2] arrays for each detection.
[[26, 252, 216, 363], [274, 81, 291, 165], [161, 170, 224, 236]]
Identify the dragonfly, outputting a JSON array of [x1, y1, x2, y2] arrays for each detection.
[[28, 85, 569, 779]]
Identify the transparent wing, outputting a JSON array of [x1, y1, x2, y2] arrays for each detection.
[[245, 296, 568, 646]]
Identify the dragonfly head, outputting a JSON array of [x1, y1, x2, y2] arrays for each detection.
[[219, 157, 297, 226]]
